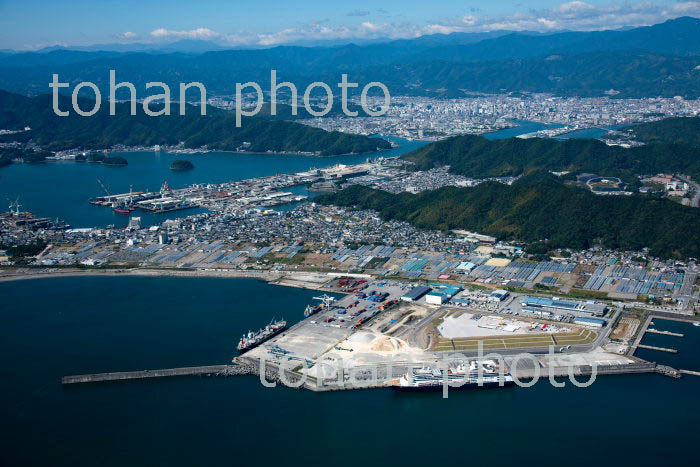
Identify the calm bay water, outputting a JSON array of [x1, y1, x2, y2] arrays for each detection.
[[483, 119, 565, 140], [1, 276, 699, 467], [0, 137, 427, 228]]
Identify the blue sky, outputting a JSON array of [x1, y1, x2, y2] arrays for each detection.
[[1, 0, 699, 50]]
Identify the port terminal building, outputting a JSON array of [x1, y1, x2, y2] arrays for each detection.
[[425, 285, 463, 305], [521, 296, 608, 317]]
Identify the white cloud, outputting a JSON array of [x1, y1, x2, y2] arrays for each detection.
[[150, 28, 221, 41], [119, 31, 138, 40], [138, 1, 700, 47], [361, 21, 380, 31]]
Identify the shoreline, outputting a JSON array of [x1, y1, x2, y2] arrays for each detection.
[[0, 267, 342, 292], [46, 141, 397, 160]]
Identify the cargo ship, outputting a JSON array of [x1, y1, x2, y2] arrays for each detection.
[[392, 360, 515, 391], [237, 318, 286, 353]]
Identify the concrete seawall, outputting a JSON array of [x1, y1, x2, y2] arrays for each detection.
[[62, 365, 234, 385]]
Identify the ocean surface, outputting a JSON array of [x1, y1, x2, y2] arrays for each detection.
[[1, 276, 699, 467]]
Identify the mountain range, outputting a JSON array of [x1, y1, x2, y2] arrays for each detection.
[[1, 17, 699, 98]]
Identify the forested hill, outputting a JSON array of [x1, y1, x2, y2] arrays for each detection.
[[401, 133, 700, 179], [0, 90, 390, 155], [318, 172, 700, 259], [628, 117, 700, 147]]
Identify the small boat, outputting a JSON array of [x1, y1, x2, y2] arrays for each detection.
[[113, 207, 133, 214], [693, 322, 700, 327]]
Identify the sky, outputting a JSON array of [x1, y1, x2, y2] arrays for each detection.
[[1, 0, 699, 50]]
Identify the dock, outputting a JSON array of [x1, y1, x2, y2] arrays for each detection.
[[636, 344, 678, 354], [62, 364, 239, 385], [630, 313, 690, 356]]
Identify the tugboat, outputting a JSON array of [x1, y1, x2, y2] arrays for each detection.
[[237, 318, 287, 353], [392, 360, 515, 392]]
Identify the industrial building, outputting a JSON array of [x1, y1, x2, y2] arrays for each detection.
[[488, 289, 510, 302], [401, 285, 431, 302], [521, 296, 608, 317], [574, 317, 607, 328], [425, 285, 462, 305]]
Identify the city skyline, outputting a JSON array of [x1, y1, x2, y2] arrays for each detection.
[[1, 0, 700, 50]]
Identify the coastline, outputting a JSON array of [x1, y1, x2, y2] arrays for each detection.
[[49, 142, 397, 159], [0, 266, 344, 292]]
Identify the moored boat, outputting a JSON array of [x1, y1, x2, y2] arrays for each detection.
[[237, 318, 287, 353], [392, 360, 515, 391]]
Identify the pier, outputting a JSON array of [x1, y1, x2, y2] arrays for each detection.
[[630, 313, 691, 356], [636, 344, 678, 354], [62, 364, 238, 385]]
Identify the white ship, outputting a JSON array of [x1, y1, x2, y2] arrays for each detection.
[[392, 360, 515, 391]]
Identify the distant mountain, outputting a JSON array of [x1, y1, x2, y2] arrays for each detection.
[[628, 116, 700, 147], [400, 130, 700, 180], [0, 49, 125, 68], [35, 39, 231, 54], [0, 90, 391, 155], [1, 17, 699, 98], [349, 51, 700, 98], [318, 171, 700, 259], [406, 17, 700, 63]]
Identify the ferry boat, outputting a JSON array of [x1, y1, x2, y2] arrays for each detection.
[[237, 318, 286, 353], [392, 360, 515, 392]]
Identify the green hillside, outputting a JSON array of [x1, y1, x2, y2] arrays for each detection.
[[628, 117, 700, 147], [318, 172, 700, 259], [401, 133, 700, 180], [0, 90, 391, 155]]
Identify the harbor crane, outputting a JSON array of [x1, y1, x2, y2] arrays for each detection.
[[313, 294, 336, 310], [7, 197, 21, 216], [96, 177, 111, 197]]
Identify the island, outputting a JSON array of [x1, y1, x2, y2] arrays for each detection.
[[102, 156, 128, 166], [170, 159, 194, 171]]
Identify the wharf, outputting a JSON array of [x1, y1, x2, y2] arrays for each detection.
[[636, 344, 678, 354], [630, 313, 692, 355], [630, 315, 653, 354]]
